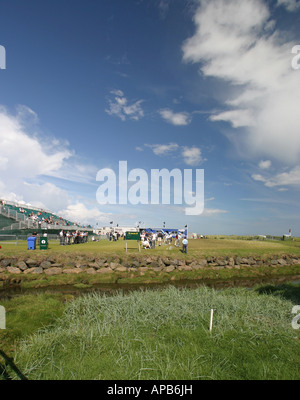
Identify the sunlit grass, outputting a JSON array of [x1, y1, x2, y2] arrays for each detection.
[[1, 236, 300, 259], [0, 293, 65, 357], [8, 285, 300, 380]]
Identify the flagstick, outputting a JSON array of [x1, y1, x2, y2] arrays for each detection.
[[209, 309, 214, 333]]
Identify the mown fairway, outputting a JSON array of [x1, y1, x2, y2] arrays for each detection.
[[1, 236, 300, 258]]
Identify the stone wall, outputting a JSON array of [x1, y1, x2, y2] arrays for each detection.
[[0, 254, 299, 276]]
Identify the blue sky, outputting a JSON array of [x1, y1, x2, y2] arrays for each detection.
[[1, 0, 300, 235]]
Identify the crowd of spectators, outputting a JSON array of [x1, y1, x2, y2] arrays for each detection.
[[107, 231, 122, 241], [26, 211, 73, 228], [104, 228, 188, 250], [0, 199, 92, 230], [140, 230, 184, 249], [59, 230, 89, 245]]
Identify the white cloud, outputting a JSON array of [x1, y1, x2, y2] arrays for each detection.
[[105, 90, 144, 121], [259, 160, 272, 169], [111, 89, 124, 97], [22, 182, 70, 210], [251, 173, 268, 183], [145, 142, 179, 155], [210, 109, 255, 128], [135, 146, 144, 152], [0, 106, 73, 210], [182, 0, 300, 165], [144, 143, 205, 166], [202, 208, 228, 217], [201, 196, 228, 217], [0, 106, 100, 215], [47, 159, 99, 186], [181, 146, 204, 166], [159, 108, 192, 126], [16, 105, 39, 125], [58, 202, 112, 226], [0, 107, 71, 180], [277, 0, 300, 11], [252, 165, 300, 187]]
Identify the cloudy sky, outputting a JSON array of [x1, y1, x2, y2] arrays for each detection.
[[1, 0, 300, 235]]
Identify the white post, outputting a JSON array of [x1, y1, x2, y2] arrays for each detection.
[[0, 306, 5, 330], [209, 309, 214, 332]]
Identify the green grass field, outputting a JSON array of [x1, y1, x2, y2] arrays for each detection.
[[1, 236, 300, 380], [1, 236, 300, 259], [1, 236, 300, 291]]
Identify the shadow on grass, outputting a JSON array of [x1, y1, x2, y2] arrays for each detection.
[[255, 282, 300, 304], [0, 350, 28, 380]]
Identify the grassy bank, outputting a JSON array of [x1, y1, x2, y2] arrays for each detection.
[[1, 263, 299, 291], [1, 284, 300, 380]]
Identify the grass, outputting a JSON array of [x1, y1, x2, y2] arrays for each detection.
[[0, 260, 299, 292], [1, 236, 299, 290], [1, 236, 299, 380], [1, 284, 299, 380], [1, 236, 300, 259], [0, 293, 66, 357]]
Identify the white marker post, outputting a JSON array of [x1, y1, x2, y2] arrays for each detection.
[[209, 309, 214, 333], [0, 306, 5, 330]]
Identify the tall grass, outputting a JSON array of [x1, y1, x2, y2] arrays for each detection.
[[0, 293, 65, 356], [12, 285, 300, 380]]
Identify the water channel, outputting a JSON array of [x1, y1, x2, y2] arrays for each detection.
[[1, 274, 299, 301]]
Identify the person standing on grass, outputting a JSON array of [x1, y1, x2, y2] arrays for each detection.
[[182, 237, 188, 254], [151, 232, 156, 249], [59, 229, 64, 245]]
